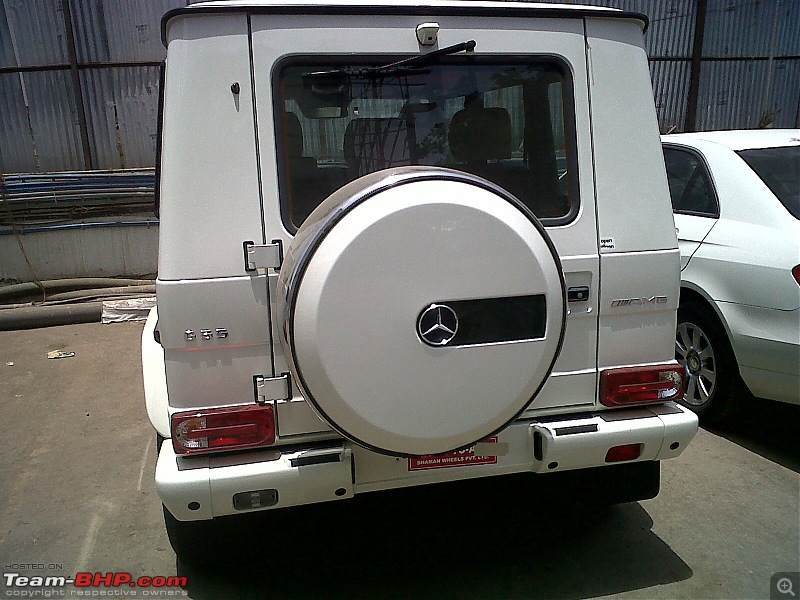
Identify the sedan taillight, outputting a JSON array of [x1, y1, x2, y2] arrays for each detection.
[[600, 363, 686, 407], [171, 404, 275, 455], [792, 265, 800, 286]]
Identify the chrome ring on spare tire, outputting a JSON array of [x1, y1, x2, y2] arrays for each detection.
[[277, 166, 567, 457]]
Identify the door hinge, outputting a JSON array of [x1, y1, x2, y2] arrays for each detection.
[[254, 373, 291, 405], [244, 240, 283, 271]]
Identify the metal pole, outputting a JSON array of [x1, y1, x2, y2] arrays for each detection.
[[759, 0, 780, 127], [685, 0, 708, 132], [795, 93, 800, 128], [60, 0, 94, 169]]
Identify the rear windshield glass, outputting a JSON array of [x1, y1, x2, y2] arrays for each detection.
[[274, 57, 578, 230], [737, 146, 800, 220]]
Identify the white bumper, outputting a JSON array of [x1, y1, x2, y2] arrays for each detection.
[[157, 403, 698, 521]]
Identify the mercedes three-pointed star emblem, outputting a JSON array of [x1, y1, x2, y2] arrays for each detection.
[[417, 304, 459, 346]]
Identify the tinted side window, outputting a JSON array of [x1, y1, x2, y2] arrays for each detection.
[[737, 146, 800, 220], [663, 147, 718, 217]]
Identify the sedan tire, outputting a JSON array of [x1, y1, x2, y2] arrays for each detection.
[[675, 305, 742, 424]]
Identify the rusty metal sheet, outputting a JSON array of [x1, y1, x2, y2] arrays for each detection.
[[0, 70, 83, 173], [703, 0, 800, 58], [696, 58, 800, 130], [0, 0, 68, 69], [71, 0, 185, 64], [79, 66, 161, 170], [650, 59, 691, 132]]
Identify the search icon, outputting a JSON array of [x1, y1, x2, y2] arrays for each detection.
[[777, 577, 796, 597]]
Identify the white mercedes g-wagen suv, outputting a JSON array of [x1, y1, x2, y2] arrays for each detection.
[[143, 0, 699, 564]]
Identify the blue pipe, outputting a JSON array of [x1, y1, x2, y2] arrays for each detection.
[[0, 220, 159, 236]]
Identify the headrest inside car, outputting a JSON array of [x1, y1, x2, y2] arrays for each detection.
[[449, 99, 512, 162]]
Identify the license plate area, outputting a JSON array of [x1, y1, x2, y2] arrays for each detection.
[[408, 437, 498, 471]]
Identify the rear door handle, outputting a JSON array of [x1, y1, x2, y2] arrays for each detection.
[[567, 286, 590, 302]]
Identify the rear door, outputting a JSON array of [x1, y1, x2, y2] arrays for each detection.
[[158, 13, 274, 415], [250, 10, 599, 426]]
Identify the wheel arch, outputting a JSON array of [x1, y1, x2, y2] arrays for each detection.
[[678, 284, 741, 369]]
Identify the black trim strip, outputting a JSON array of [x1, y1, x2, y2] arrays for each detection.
[[153, 62, 165, 218], [162, 4, 649, 46], [0, 61, 163, 75], [649, 55, 800, 62], [283, 167, 568, 458], [555, 424, 598, 436], [290, 452, 342, 467]]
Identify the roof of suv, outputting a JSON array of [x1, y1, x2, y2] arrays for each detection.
[[663, 129, 800, 151], [163, 1, 648, 43]]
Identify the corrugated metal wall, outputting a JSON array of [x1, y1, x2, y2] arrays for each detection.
[[0, 0, 184, 174], [695, 0, 800, 130], [1, 0, 798, 174], [543, 0, 800, 133]]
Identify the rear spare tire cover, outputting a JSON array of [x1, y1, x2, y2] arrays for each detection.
[[278, 167, 565, 457]]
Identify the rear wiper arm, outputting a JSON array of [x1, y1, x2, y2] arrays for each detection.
[[375, 40, 476, 72], [306, 40, 476, 78]]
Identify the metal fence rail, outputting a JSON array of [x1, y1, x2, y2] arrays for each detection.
[[0, 169, 155, 227]]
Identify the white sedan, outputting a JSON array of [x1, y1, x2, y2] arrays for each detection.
[[661, 130, 800, 422]]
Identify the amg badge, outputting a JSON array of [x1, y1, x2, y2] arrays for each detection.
[[610, 296, 668, 307]]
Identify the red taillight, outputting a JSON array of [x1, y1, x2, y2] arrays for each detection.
[[600, 363, 686, 407], [793, 265, 800, 286], [171, 405, 275, 455], [605, 443, 643, 463]]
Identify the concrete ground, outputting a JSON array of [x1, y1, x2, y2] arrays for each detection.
[[0, 322, 797, 600]]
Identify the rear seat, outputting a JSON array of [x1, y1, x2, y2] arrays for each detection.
[[447, 98, 566, 218], [448, 99, 533, 201]]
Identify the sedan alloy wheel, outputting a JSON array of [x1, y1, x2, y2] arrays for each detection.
[[676, 321, 717, 407]]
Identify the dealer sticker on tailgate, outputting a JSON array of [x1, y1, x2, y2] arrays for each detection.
[[408, 437, 498, 471]]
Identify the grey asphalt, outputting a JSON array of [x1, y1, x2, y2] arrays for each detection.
[[0, 322, 798, 600]]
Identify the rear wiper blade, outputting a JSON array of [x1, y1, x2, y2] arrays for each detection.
[[375, 40, 476, 72], [306, 40, 476, 78]]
